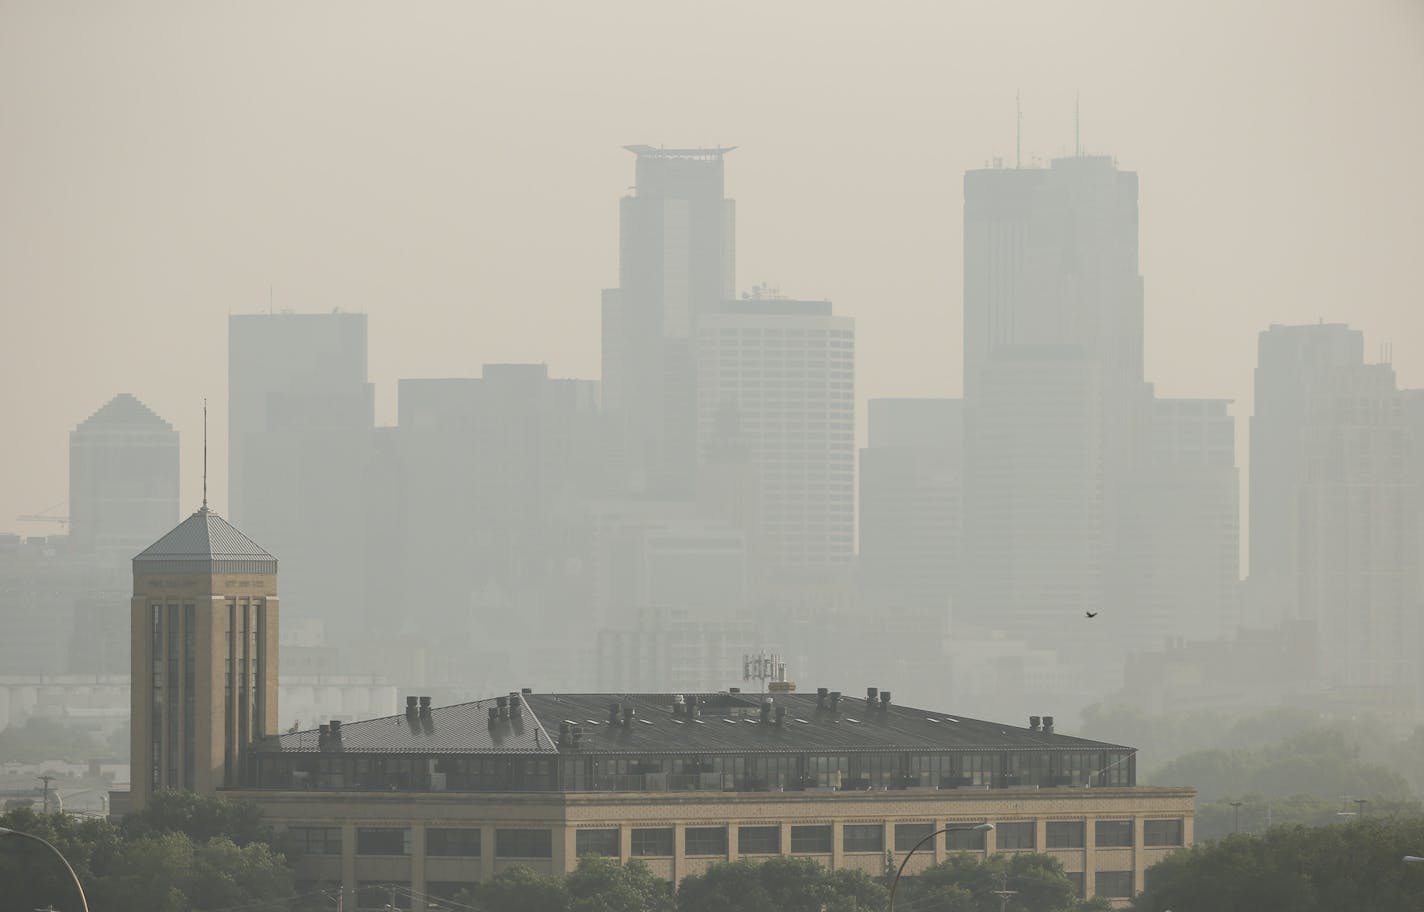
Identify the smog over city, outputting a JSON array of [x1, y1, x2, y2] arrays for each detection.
[[3, 3, 1424, 910]]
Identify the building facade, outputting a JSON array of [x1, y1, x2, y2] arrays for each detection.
[[69, 393, 180, 559], [129, 506, 279, 806], [695, 297, 855, 572], [229, 690, 1189, 908]]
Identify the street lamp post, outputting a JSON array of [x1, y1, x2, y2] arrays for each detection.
[[887, 822, 994, 912], [1405, 855, 1424, 863], [1229, 800, 1243, 833], [0, 827, 91, 912]]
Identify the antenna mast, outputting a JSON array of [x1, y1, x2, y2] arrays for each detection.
[[1075, 91, 1081, 156], [1015, 90, 1022, 168], [202, 399, 208, 510]]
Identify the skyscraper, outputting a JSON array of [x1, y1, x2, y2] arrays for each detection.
[[696, 296, 855, 573], [859, 398, 962, 618], [130, 505, 279, 806], [228, 312, 374, 636], [69, 393, 179, 559], [961, 155, 1147, 644], [603, 146, 736, 496], [1247, 323, 1364, 627]]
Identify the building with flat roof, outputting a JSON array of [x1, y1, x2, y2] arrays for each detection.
[[228, 688, 1190, 907]]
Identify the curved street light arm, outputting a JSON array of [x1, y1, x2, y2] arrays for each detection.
[[0, 827, 91, 912], [887, 823, 993, 912]]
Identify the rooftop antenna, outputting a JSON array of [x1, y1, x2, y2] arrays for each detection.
[[1075, 91, 1081, 156], [202, 399, 208, 511], [1015, 90, 1022, 168], [269, 284, 273, 314]]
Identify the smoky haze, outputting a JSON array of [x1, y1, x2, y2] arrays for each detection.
[[3, 0, 1424, 817]]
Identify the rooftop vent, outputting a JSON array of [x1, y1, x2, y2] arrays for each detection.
[[816, 687, 829, 708], [879, 691, 891, 710], [405, 696, 419, 718], [1029, 715, 1042, 732], [828, 691, 841, 712], [609, 702, 621, 725], [1043, 715, 1055, 734], [419, 696, 432, 718]]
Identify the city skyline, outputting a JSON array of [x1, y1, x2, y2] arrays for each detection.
[[3, 1, 1423, 534]]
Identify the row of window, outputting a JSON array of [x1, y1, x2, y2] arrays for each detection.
[[298, 818, 1183, 859]]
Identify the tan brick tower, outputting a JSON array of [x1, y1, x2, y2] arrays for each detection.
[[130, 505, 278, 808]]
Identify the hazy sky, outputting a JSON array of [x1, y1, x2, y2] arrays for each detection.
[[2, 1, 1422, 528]]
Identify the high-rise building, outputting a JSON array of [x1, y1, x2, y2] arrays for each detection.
[[1247, 323, 1364, 626], [228, 312, 374, 637], [227, 311, 373, 524], [961, 155, 1148, 646], [696, 296, 855, 572], [129, 505, 279, 807], [1297, 361, 1419, 697], [603, 146, 736, 496], [69, 393, 179, 559], [1119, 398, 1240, 645], [859, 398, 962, 618]]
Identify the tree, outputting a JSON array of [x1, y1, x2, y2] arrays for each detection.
[[123, 788, 272, 847], [898, 852, 1086, 912], [478, 863, 569, 912], [676, 859, 777, 912], [0, 716, 102, 763], [822, 867, 889, 912], [565, 855, 674, 912], [0, 806, 125, 912], [1133, 816, 1424, 912]]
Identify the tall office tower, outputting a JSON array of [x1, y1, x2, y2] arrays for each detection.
[[1119, 398, 1240, 645], [227, 311, 373, 524], [1248, 323, 1365, 627], [859, 398, 962, 618], [603, 146, 736, 496], [1297, 362, 1419, 697], [228, 312, 374, 636], [129, 505, 278, 807], [696, 296, 855, 573], [962, 155, 1148, 644], [69, 393, 180, 559], [394, 366, 603, 652]]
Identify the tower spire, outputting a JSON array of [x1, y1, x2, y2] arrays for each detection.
[[1075, 91, 1081, 156], [202, 398, 208, 511]]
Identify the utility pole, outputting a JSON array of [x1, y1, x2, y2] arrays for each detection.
[[992, 872, 1018, 912], [37, 775, 56, 815], [1229, 800, 1243, 833]]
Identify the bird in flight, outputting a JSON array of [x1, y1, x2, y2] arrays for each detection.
[[1085, 611, 1098, 619]]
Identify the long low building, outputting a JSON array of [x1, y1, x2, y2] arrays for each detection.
[[230, 688, 1193, 909]]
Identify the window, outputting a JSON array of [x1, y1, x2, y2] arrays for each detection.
[[495, 828, 552, 858], [946, 825, 987, 851], [1095, 820, 1133, 848], [1046, 821, 1085, 848], [288, 826, 342, 855], [1066, 871, 1085, 898], [576, 829, 619, 857], [685, 826, 728, 856], [426, 828, 480, 857], [894, 823, 936, 851], [356, 828, 409, 856], [790, 825, 832, 854], [843, 824, 883, 853], [1096, 870, 1134, 898], [631, 827, 673, 857], [995, 821, 1035, 849], [1144, 818, 1183, 846], [738, 826, 780, 855]]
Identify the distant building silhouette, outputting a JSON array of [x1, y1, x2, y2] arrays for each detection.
[[961, 155, 1149, 648], [697, 295, 855, 573], [69, 393, 179, 559], [228, 312, 374, 641], [603, 146, 736, 497], [859, 398, 962, 619], [1247, 323, 1364, 627]]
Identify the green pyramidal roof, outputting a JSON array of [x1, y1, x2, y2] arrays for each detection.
[[133, 507, 276, 574]]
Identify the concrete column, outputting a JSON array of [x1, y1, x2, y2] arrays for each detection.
[[1133, 816, 1145, 894], [341, 822, 357, 907], [481, 825, 495, 882], [728, 821, 740, 863], [830, 820, 844, 870], [620, 825, 633, 865], [411, 825, 425, 903], [561, 826, 578, 876], [672, 822, 687, 883], [552, 823, 569, 876], [1083, 818, 1096, 899]]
